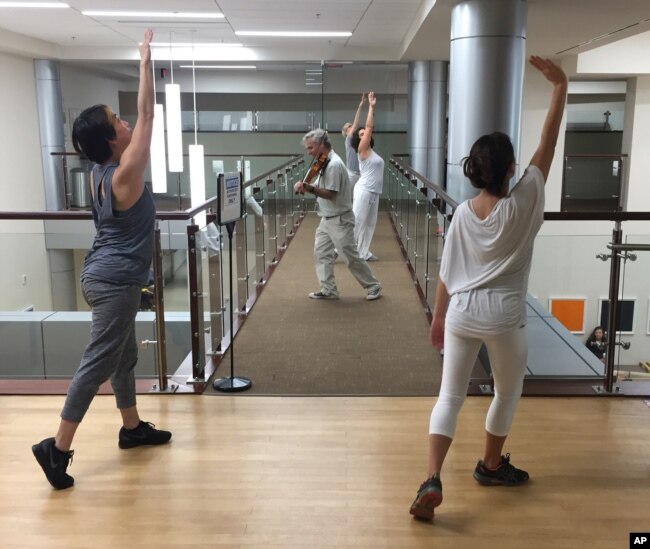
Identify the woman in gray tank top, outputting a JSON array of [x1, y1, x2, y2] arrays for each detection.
[[32, 30, 172, 491]]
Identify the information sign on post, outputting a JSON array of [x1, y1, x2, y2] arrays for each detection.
[[212, 170, 252, 393], [217, 171, 244, 226]]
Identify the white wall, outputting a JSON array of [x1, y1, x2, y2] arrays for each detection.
[[623, 76, 650, 213], [0, 57, 127, 311], [0, 51, 51, 310], [567, 101, 625, 131], [161, 65, 408, 95], [519, 62, 568, 212], [59, 64, 125, 151], [522, 71, 650, 366]]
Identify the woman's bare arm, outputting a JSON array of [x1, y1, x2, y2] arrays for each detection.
[[528, 56, 568, 181], [358, 91, 376, 160], [113, 29, 155, 208]]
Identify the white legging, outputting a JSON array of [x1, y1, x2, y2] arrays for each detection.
[[429, 325, 528, 438], [352, 186, 379, 260]]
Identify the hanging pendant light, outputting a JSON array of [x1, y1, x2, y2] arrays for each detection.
[[165, 33, 183, 172], [150, 56, 167, 193], [189, 32, 206, 227]]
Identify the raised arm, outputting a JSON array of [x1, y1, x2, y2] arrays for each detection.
[[113, 29, 155, 208], [349, 93, 366, 134], [528, 56, 568, 181], [357, 91, 376, 160]]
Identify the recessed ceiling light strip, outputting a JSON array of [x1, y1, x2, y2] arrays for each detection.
[[236, 31, 351, 37], [0, 1, 68, 7], [82, 11, 224, 19]]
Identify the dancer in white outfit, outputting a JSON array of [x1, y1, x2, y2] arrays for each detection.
[[409, 57, 568, 521], [350, 92, 384, 261]]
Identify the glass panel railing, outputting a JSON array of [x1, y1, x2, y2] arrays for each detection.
[[387, 157, 456, 318], [614, 233, 650, 387], [527, 232, 612, 380], [562, 155, 624, 212], [1, 155, 302, 389]]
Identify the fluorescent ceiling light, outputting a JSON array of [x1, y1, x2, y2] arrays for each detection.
[[151, 42, 241, 48], [165, 84, 183, 173], [150, 104, 167, 194], [0, 1, 68, 7], [189, 145, 207, 229], [179, 65, 256, 69], [236, 31, 351, 37], [83, 11, 224, 19]]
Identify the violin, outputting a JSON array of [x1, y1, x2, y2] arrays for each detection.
[[298, 152, 329, 194]]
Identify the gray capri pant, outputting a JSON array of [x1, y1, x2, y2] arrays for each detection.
[[61, 277, 142, 423]]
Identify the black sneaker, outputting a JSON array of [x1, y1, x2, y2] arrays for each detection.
[[32, 437, 74, 490], [119, 421, 172, 449], [409, 474, 443, 520], [473, 453, 529, 486]]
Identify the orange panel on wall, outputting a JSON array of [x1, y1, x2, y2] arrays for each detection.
[[550, 299, 585, 333]]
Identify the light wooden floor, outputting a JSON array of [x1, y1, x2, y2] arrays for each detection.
[[1, 394, 649, 548]]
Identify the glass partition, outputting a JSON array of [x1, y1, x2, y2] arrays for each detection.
[[615, 233, 650, 387], [0, 155, 303, 391], [386, 155, 650, 396], [562, 154, 624, 212]]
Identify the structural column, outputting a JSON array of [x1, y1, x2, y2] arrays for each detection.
[[426, 61, 448, 189], [408, 61, 448, 189], [35, 60, 76, 310], [447, 0, 527, 203], [408, 61, 430, 177]]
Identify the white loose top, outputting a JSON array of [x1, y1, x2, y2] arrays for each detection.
[[356, 150, 385, 194], [440, 165, 545, 335]]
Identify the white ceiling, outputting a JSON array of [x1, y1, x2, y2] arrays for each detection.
[[0, 0, 649, 71]]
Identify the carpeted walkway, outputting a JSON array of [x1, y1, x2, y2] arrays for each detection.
[[206, 211, 442, 396]]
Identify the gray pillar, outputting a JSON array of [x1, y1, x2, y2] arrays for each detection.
[[35, 60, 65, 211], [408, 61, 430, 176], [35, 60, 76, 310], [447, 0, 527, 204], [426, 61, 448, 189], [408, 61, 449, 190]]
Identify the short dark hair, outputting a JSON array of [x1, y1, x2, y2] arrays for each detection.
[[462, 132, 515, 197], [350, 127, 374, 152], [71, 104, 116, 164]]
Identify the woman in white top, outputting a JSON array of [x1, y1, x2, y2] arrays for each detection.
[[350, 91, 384, 261], [409, 57, 568, 521]]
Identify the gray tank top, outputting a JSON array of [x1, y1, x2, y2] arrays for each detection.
[[81, 162, 156, 286], [345, 134, 360, 174]]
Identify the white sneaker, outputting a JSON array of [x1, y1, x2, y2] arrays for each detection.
[[366, 254, 379, 261], [366, 286, 382, 301], [309, 291, 339, 300]]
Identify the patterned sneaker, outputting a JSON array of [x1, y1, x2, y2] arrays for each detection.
[[366, 286, 382, 301], [409, 474, 443, 520], [308, 291, 339, 300], [119, 421, 172, 449], [32, 437, 74, 490], [473, 453, 529, 486]]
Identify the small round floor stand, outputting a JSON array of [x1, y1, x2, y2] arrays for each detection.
[[213, 221, 252, 393]]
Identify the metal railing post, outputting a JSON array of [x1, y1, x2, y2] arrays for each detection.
[[605, 222, 622, 393], [186, 223, 205, 383], [152, 222, 168, 391]]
